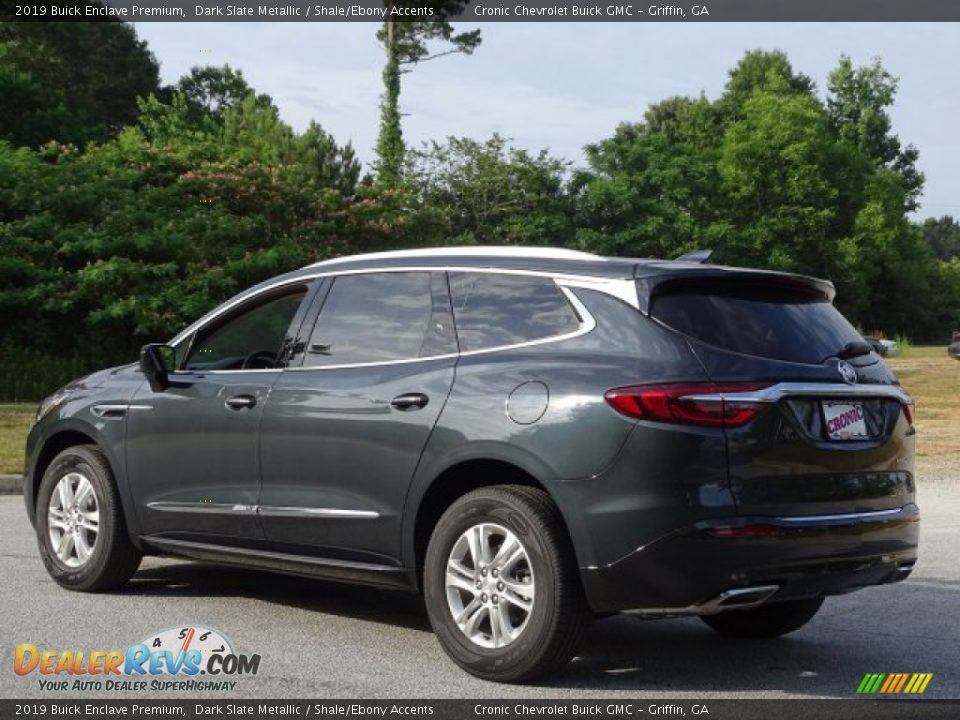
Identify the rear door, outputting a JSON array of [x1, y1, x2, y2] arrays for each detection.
[[648, 276, 916, 518], [257, 271, 458, 565]]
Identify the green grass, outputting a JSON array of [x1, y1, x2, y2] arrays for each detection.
[[887, 346, 960, 457], [0, 404, 34, 474], [894, 335, 913, 357]]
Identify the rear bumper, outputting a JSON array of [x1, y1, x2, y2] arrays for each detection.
[[580, 503, 919, 614]]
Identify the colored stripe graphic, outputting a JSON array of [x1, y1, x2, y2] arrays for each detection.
[[894, 674, 909, 693], [857, 672, 933, 694], [880, 673, 899, 693]]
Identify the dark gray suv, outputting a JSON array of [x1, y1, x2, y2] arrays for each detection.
[[24, 247, 919, 682]]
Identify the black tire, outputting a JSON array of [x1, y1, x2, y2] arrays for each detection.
[[700, 597, 824, 639], [35, 445, 142, 592], [423, 485, 589, 683]]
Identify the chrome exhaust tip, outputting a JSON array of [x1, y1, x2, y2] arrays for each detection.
[[621, 584, 780, 617], [699, 584, 780, 614]]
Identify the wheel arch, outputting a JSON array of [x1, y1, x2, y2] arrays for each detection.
[[28, 429, 99, 518], [27, 424, 142, 546], [405, 456, 575, 591]]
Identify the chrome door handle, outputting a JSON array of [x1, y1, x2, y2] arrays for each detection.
[[225, 395, 257, 410], [390, 393, 429, 411]]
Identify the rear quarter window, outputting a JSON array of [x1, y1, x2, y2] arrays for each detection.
[[650, 282, 864, 364], [449, 272, 582, 352]]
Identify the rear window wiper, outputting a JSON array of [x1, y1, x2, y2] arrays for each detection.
[[835, 341, 874, 359]]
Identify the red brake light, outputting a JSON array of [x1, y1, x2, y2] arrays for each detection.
[[605, 382, 770, 428], [902, 402, 915, 426]]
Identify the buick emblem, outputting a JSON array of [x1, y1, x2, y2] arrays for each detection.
[[837, 360, 858, 385]]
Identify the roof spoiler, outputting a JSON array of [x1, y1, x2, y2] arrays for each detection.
[[633, 266, 836, 314], [674, 249, 713, 264]]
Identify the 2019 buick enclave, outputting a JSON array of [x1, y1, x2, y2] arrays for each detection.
[[25, 247, 918, 682]]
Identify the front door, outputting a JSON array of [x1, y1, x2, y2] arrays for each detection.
[[258, 271, 458, 565], [127, 283, 311, 541]]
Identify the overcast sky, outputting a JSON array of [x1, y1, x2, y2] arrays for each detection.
[[135, 22, 959, 219]]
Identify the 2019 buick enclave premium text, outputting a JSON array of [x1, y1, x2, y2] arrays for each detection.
[[25, 247, 919, 682]]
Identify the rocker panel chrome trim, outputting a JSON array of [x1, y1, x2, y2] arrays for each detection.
[[146, 502, 378, 519], [257, 506, 380, 519]]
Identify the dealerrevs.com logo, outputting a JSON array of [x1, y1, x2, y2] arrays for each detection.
[[14, 626, 261, 693]]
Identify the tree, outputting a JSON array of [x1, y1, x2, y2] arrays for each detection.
[[374, 4, 481, 184], [574, 89, 746, 260], [716, 90, 867, 277], [827, 55, 924, 211], [175, 65, 275, 127], [573, 50, 946, 337], [407, 135, 573, 245], [0, 87, 388, 399], [137, 90, 361, 196], [921, 216, 960, 261], [718, 49, 815, 117], [0, 18, 160, 148]]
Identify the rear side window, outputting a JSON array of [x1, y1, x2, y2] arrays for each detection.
[[650, 283, 863, 364], [304, 272, 456, 367], [449, 273, 581, 352]]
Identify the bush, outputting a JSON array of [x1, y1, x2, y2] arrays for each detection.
[[0, 346, 110, 402]]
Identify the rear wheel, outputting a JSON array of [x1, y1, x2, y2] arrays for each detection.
[[35, 445, 141, 592], [423, 485, 589, 683], [700, 597, 824, 639]]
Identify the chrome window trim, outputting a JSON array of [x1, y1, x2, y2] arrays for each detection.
[[286, 352, 459, 372], [555, 276, 639, 309], [169, 266, 637, 348], [683, 382, 913, 405]]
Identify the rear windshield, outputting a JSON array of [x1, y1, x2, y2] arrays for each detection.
[[649, 282, 863, 364]]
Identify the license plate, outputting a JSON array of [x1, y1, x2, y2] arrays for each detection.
[[822, 401, 869, 440]]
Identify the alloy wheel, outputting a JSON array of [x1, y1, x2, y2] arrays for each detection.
[[445, 522, 535, 649], [47, 472, 100, 568]]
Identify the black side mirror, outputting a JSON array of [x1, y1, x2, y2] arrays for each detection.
[[139, 343, 176, 392]]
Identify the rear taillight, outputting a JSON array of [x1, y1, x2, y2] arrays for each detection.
[[902, 402, 915, 426], [604, 382, 770, 428]]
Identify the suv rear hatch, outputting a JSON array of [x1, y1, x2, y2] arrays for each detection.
[[639, 265, 916, 518]]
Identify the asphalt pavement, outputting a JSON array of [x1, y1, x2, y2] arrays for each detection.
[[2, 482, 958, 700]]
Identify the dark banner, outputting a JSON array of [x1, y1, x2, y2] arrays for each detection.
[[2, 700, 960, 720], [6, 0, 960, 22]]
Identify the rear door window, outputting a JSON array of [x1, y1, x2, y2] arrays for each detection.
[[304, 272, 456, 367], [449, 272, 582, 352], [650, 282, 864, 364]]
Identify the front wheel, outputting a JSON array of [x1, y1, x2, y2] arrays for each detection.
[[423, 485, 589, 683], [35, 445, 142, 592], [700, 597, 824, 639]]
